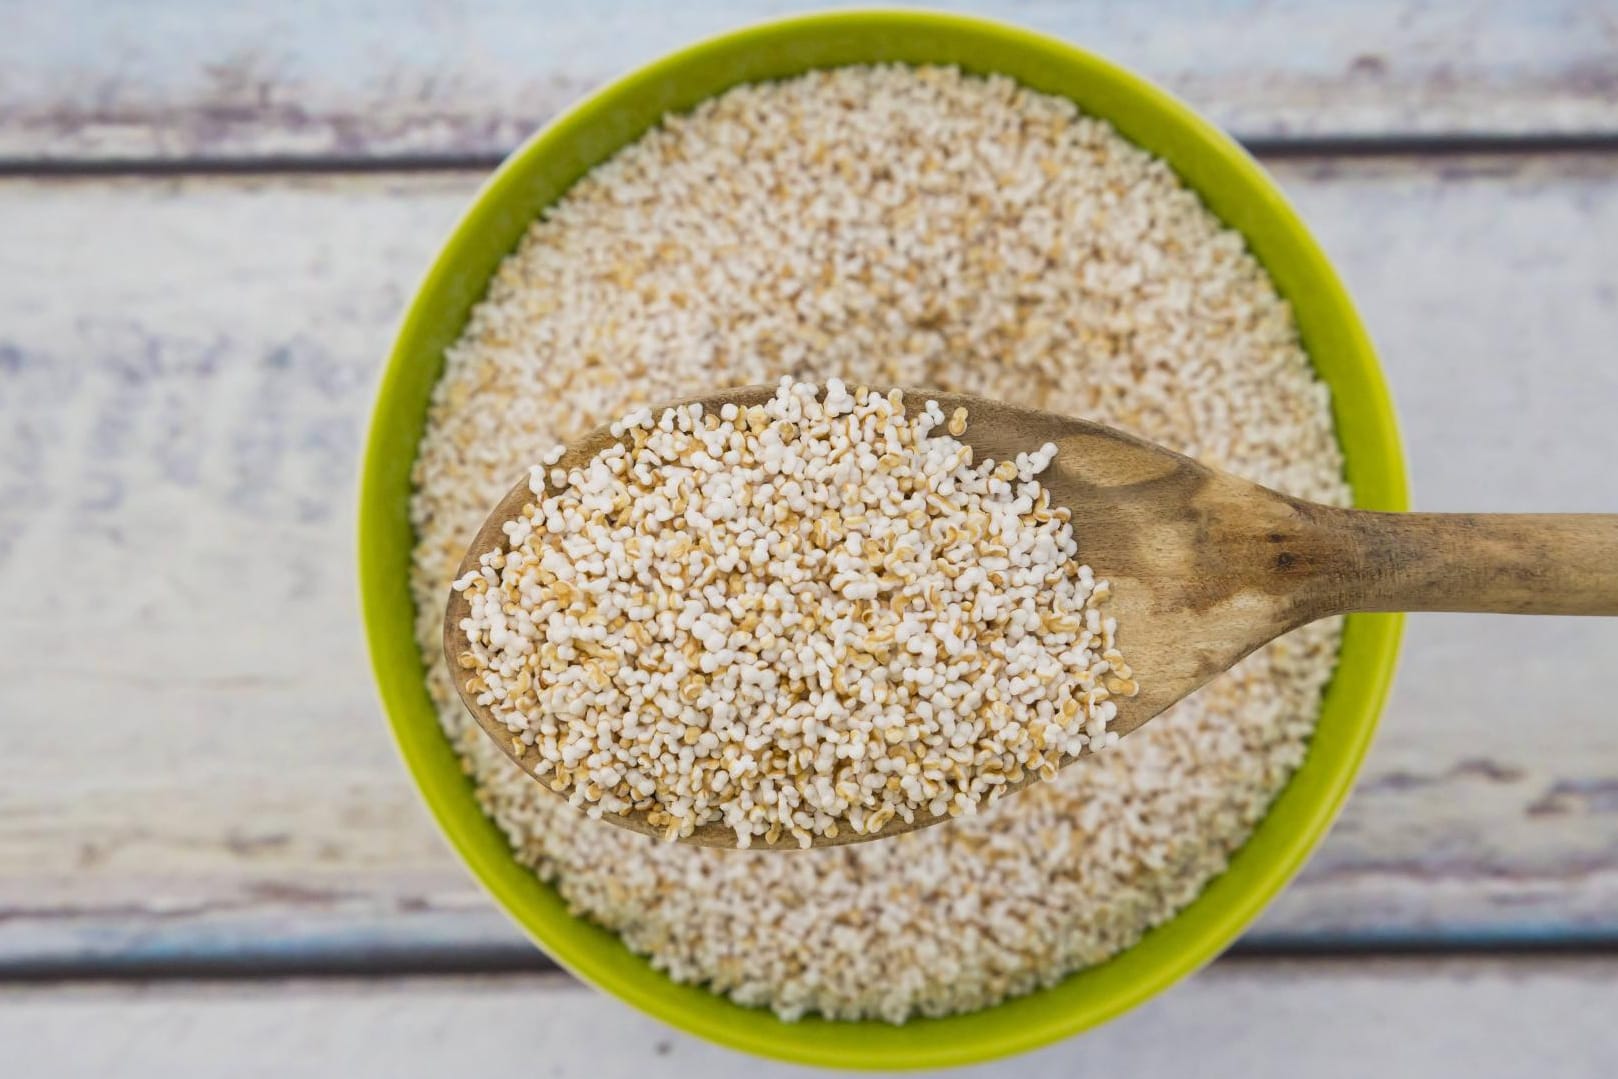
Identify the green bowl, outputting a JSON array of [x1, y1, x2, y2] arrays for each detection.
[[359, 9, 1407, 1069]]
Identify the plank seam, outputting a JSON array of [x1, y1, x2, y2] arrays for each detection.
[[1, 132, 1616, 178], [6, 936, 1618, 986]]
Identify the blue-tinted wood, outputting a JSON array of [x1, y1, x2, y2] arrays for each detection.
[[5, 0, 1617, 164]]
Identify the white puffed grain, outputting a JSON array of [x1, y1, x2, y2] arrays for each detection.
[[409, 64, 1350, 1024]]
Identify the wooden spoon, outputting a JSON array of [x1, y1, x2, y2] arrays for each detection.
[[445, 384, 1618, 849]]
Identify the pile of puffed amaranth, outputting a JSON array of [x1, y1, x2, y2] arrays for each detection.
[[411, 65, 1349, 1022], [453, 379, 1135, 848]]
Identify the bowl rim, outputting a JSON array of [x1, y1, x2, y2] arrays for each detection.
[[359, 7, 1408, 1069]]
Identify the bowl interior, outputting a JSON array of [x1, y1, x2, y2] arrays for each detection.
[[359, 10, 1407, 1070]]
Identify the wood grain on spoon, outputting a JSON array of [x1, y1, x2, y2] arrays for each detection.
[[446, 385, 1618, 849]]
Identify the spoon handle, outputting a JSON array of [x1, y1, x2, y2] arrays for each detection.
[[1317, 511, 1618, 616]]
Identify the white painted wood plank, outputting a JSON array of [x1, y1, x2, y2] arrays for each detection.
[[1256, 154, 1618, 941], [8, 0, 1618, 163], [7, 959, 1617, 1077], [0, 173, 511, 969], [1, 155, 1617, 967]]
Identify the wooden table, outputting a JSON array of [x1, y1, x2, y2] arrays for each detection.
[[4, 2, 1616, 1074]]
